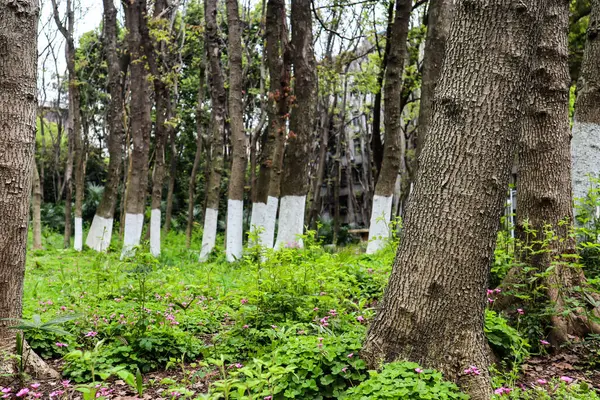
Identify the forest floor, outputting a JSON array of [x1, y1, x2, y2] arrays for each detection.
[[2, 230, 599, 399]]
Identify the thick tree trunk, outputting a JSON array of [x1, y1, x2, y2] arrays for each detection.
[[199, 0, 227, 261], [0, 0, 57, 381], [572, 0, 600, 205], [32, 161, 43, 250], [413, 0, 453, 166], [226, 0, 247, 261], [516, 0, 600, 343], [186, 69, 206, 249], [274, 0, 317, 249], [249, 0, 290, 249], [121, 0, 152, 258], [87, 0, 126, 252], [362, 1, 544, 398], [366, 0, 411, 254]]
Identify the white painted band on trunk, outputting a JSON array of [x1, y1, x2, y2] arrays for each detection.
[[366, 194, 394, 254], [199, 207, 218, 262], [74, 217, 83, 251], [249, 202, 267, 246], [226, 199, 244, 262], [261, 196, 279, 249], [572, 120, 600, 208], [121, 213, 144, 259], [150, 208, 161, 257], [86, 215, 114, 252], [275, 195, 306, 249]]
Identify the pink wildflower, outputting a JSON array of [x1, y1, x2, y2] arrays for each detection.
[[357, 315, 365, 322], [560, 376, 574, 384], [537, 379, 547, 385], [240, 298, 248, 304], [55, 342, 68, 348], [415, 368, 423, 373], [347, 353, 354, 358], [494, 387, 512, 395], [540, 339, 550, 345], [30, 383, 40, 389], [342, 367, 348, 373], [16, 388, 30, 397], [517, 308, 524, 315], [243, 324, 249, 329], [85, 331, 98, 337]]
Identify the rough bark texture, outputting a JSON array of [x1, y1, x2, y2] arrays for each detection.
[[414, 0, 453, 166], [86, 0, 126, 251], [0, 0, 56, 380], [279, 0, 316, 198], [123, 0, 152, 217], [362, 1, 544, 398], [32, 160, 43, 250], [51, 0, 84, 250], [571, 0, 600, 203], [517, 0, 600, 343]]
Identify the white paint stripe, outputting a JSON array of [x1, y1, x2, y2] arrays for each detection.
[[226, 199, 244, 262], [249, 201, 267, 246], [275, 195, 306, 249], [86, 216, 114, 252], [199, 207, 218, 262], [74, 217, 83, 251], [150, 208, 161, 257], [572, 120, 600, 207], [366, 194, 393, 254], [121, 213, 144, 259], [260, 196, 278, 249]]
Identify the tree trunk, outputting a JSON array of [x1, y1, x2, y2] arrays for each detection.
[[199, 0, 227, 261], [572, 0, 600, 205], [87, 0, 127, 252], [121, 0, 152, 258], [0, 0, 58, 381], [274, 0, 317, 249], [249, 0, 290, 249], [186, 67, 206, 249], [225, 0, 247, 261], [163, 129, 178, 234], [362, 1, 544, 398], [516, 0, 600, 344], [32, 161, 43, 250], [366, 0, 411, 254], [52, 0, 85, 251], [413, 0, 453, 167]]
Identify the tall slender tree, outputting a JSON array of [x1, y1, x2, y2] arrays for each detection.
[[86, 0, 127, 252], [362, 0, 545, 397], [121, 0, 153, 258], [199, 0, 227, 261], [273, 0, 317, 249], [225, 0, 247, 261], [365, 0, 412, 254], [51, 0, 85, 251]]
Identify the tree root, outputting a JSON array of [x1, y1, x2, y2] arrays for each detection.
[[0, 340, 59, 386]]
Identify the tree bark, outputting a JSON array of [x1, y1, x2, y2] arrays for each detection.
[[226, 0, 248, 261], [362, 1, 544, 398], [121, 0, 152, 258], [199, 0, 227, 261], [413, 0, 453, 167], [51, 0, 85, 251], [32, 160, 43, 250], [0, 0, 57, 381], [571, 0, 600, 205], [249, 0, 290, 249], [87, 0, 127, 252], [516, 0, 600, 343], [274, 0, 317, 249], [366, 0, 411, 254]]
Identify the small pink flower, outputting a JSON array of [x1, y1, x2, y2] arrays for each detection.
[[494, 387, 512, 395], [61, 380, 71, 388], [517, 308, 524, 315], [240, 298, 248, 304], [540, 339, 550, 345], [494, 288, 501, 294], [560, 376, 574, 383], [243, 324, 249, 329], [271, 325, 277, 329], [30, 383, 40, 389], [537, 379, 547, 385], [60, 306, 67, 311], [16, 388, 30, 397], [85, 331, 98, 337], [329, 309, 337, 316], [342, 367, 348, 373], [1, 388, 10, 394], [264, 396, 273, 400], [487, 289, 494, 295], [313, 307, 319, 311], [30, 392, 42, 398], [415, 368, 423, 373], [347, 353, 354, 358], [356, 315, 365, 322], [367, 268, 374, 274], [487, 298, 494, 303], [55, 342, 68, 348]]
